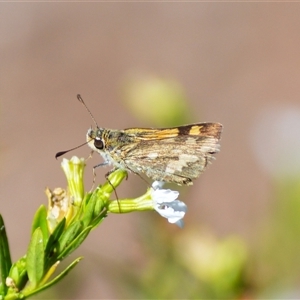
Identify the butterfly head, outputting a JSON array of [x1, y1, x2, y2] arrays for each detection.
[[87, 127, 106, 152]]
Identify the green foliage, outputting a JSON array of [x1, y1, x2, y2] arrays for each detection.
[[0, 158, 129, 299], [22, 257, 82, 299], [0, 214, 12, 297], [122, 76, 191, 127], [26, 228, 45, 289], [116, 221, 248, 299], [7, 257, 27, 294], [57, 224, 92, 260], [44, 218, 66, 262], [31, 206, 48, 244]]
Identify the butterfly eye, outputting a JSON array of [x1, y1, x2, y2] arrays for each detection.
[[94, 138, 104, 150]]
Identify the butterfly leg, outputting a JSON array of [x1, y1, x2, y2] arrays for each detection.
[[86, 150, 94, 161], [104, 167, 119, 200], [89, 161, 109, 191]]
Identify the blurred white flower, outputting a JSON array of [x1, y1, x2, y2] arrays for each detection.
[[251, 105, 300, 176]]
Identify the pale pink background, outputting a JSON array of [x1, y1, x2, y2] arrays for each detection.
[[1, 3, 300, 299]]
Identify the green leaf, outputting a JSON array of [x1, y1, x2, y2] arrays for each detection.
[[81, 193, 97, 228], [44, 218, 66, 270], [26, 228, 45, 289], [90, 207, 108, 228], [45, 218, 66, 256], [58, 221, 82, 255], [58, 226, 92, 260], [82, 192, 92, 210], [0, 214, 12, 296], [23, 257, 82, 299], [7, 256, 28, 294], [93, 191, 107, 217], [31, 205, 48, 246]]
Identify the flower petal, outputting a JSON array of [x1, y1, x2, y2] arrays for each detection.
[[151, 183, 187, 227]]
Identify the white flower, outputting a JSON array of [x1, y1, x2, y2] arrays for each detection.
[[151, 181, 187, 228]]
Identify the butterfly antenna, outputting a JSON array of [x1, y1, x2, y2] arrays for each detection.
[[77, 94, 99, 128]]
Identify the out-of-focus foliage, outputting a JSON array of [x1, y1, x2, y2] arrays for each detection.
[[251, 177, 300, 297], [123, 222, 248, 299], [122, 75, 191, 127], [117, 76, 300, 299]]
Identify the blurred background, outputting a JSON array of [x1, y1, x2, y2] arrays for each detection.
[[2, 3, 300, 299]]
